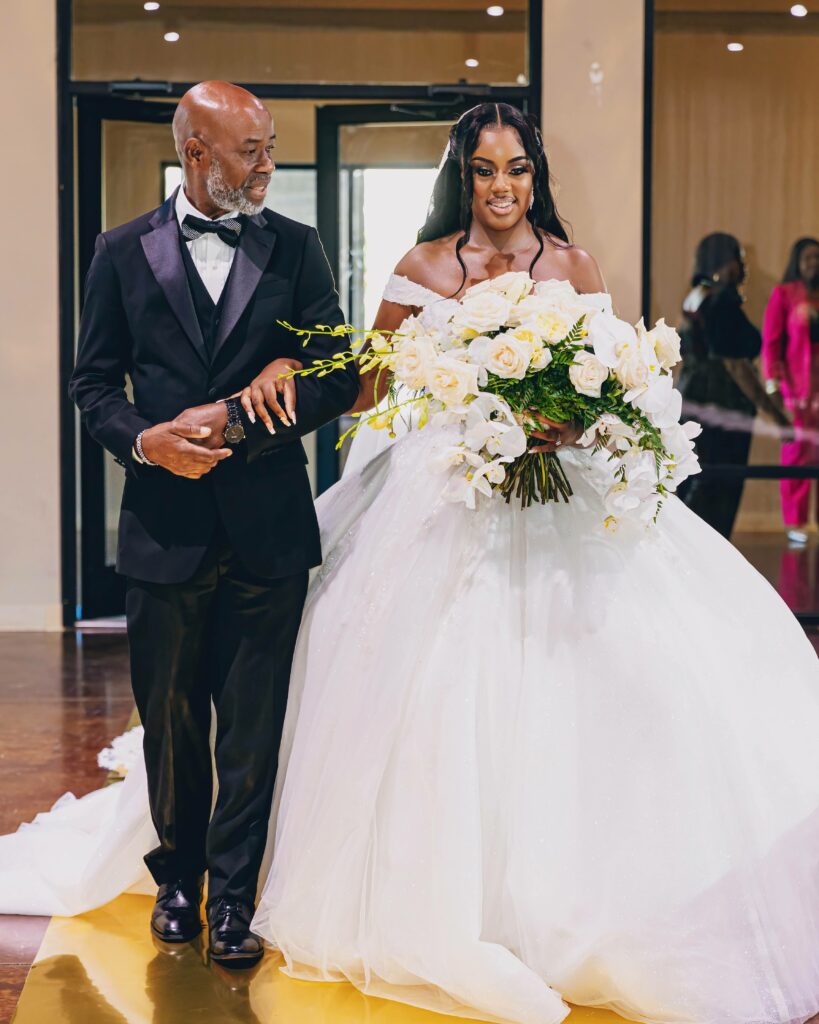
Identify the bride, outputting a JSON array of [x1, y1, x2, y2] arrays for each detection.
[[4, 102, 819, 1024]]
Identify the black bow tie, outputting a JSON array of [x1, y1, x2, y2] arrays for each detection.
[[181, 213, 244, 248]]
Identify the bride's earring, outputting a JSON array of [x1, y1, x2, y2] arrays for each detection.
[[528, 191, 535, 211]]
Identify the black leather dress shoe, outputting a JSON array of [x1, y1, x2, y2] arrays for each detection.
[[150, 877, 204, 944], [207, 899, 264, 969]]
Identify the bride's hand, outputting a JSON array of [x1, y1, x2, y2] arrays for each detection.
[[240, 358, 303, 434], [528, 413, 583, 453]]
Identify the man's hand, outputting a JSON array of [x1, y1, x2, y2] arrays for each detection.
[[141, 410, 232, 479], [528, 413, 584, 453], [239, 358, 303, 436], [173, 402, 230, 450]]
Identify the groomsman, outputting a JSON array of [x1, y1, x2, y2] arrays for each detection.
[[70, 81, 358, 966]]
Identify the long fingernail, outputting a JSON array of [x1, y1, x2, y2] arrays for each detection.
[[291, 413, 297, 425], [267, 423, 276, 435], [248, 410, 256, 425]]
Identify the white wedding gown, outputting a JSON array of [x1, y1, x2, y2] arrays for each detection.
[[3, 276, 819, 1024]]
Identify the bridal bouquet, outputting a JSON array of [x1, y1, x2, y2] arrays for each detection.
[[281, 272, 700, 528]]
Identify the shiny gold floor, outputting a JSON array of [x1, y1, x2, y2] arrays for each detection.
[[12, 895, 630, 1024]]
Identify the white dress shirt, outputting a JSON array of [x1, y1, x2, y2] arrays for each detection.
[[175, 187, 239, 304], [134, 190, 240, 463]]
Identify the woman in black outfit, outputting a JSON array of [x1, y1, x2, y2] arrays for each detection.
[[677, 232, 789, 538]]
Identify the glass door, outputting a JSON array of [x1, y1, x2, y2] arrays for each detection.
[[75, 96, 176, 621]]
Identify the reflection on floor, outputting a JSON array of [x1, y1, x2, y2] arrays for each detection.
[[733, 530, 819, 615], [12, 895, 626, 1024]]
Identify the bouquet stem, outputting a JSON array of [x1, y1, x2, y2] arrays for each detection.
[[500, 452, 573, 509]]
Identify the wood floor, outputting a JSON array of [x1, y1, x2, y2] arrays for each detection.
[[0, 632, 132, 1023]]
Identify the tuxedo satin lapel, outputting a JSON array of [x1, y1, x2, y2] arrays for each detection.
[[140, 217, 209, 368], [211, 216, 277, 363]]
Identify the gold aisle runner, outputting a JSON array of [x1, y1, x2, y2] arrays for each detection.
[[11, 895, 632, 1024]]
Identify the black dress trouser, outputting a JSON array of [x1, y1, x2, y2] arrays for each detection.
[[125, 524, 308, 906]]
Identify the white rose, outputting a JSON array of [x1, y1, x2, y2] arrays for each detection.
[[569, 350, 609, 398], [465, 271, 533, 304], [469, 333, 531, 380], [426, 354, 480, 407], [502, 327, 553, 370], [452, 290, 513, 337], [533, 278, 583, 306], [647, 318, 682, 370], [397, 315, 423, 339], [418, 298, 460, 336], [393, 337, 435, 389], [615, 349, 651, 392]]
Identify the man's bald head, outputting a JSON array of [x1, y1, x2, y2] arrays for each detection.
[[173, 81, 275, 218]]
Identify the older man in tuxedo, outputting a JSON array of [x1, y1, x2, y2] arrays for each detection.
[[70, 81, 357, 967]]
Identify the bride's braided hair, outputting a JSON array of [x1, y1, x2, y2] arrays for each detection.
[[417, 102, 570, 297]]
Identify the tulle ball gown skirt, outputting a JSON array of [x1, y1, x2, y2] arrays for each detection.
[[254, 426, 819, 1024]]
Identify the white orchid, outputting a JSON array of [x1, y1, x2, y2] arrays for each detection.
[[631, 373, 682, 428], [464, 419, 527, 459], [431, 445, 485, 473], [660, 421, 702, 490], [646, 318, 682, 370], [588, 313, 640, 369]]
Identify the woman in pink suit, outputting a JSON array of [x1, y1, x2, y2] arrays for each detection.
[[763, 237, 819, 544]]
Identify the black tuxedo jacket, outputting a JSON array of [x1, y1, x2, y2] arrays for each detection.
[[69, 192, 359, 584]]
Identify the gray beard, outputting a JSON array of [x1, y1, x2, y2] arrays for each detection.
[[206, 158, 266, 216]]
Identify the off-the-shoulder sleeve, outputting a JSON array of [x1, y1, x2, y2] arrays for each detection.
[[381, 274, 446, 308]]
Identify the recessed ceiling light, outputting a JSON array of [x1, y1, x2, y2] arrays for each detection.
[[791, 3, 808, 15], [727, 41, 744, 52], [164, 30, 180, 42], [487, 5, 505, 15], [143, 1, 160, 10], [465, 58, 480, 68]]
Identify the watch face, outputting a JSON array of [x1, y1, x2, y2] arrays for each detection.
[[225, 423, 246, 445]]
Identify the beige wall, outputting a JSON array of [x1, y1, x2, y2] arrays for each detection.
[[0, 1, 62, 630], [542, 0, 646, 324]]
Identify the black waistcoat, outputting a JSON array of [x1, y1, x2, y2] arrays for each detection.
[[178, 230, 230, 362]]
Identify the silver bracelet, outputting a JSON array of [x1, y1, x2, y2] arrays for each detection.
[[135, 430, 157, 466]]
